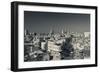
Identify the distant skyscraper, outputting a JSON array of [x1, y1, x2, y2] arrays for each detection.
[[24, 29, 29, 36], [62, 29, 64, 34], [49, 28, 54, 36]]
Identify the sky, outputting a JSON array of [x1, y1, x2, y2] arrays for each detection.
[[24, 11, 90, 33]]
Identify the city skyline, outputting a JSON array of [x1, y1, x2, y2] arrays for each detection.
[[24, 11, 90, 33]]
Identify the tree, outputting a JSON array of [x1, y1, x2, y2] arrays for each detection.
[[61, 37, 74, 59]]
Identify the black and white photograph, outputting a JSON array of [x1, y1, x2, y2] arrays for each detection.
[[11, 1, 97, 71], [24, 11, 90, 62]]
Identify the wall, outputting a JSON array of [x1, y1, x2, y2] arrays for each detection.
[[0, 0, 99, 73]]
